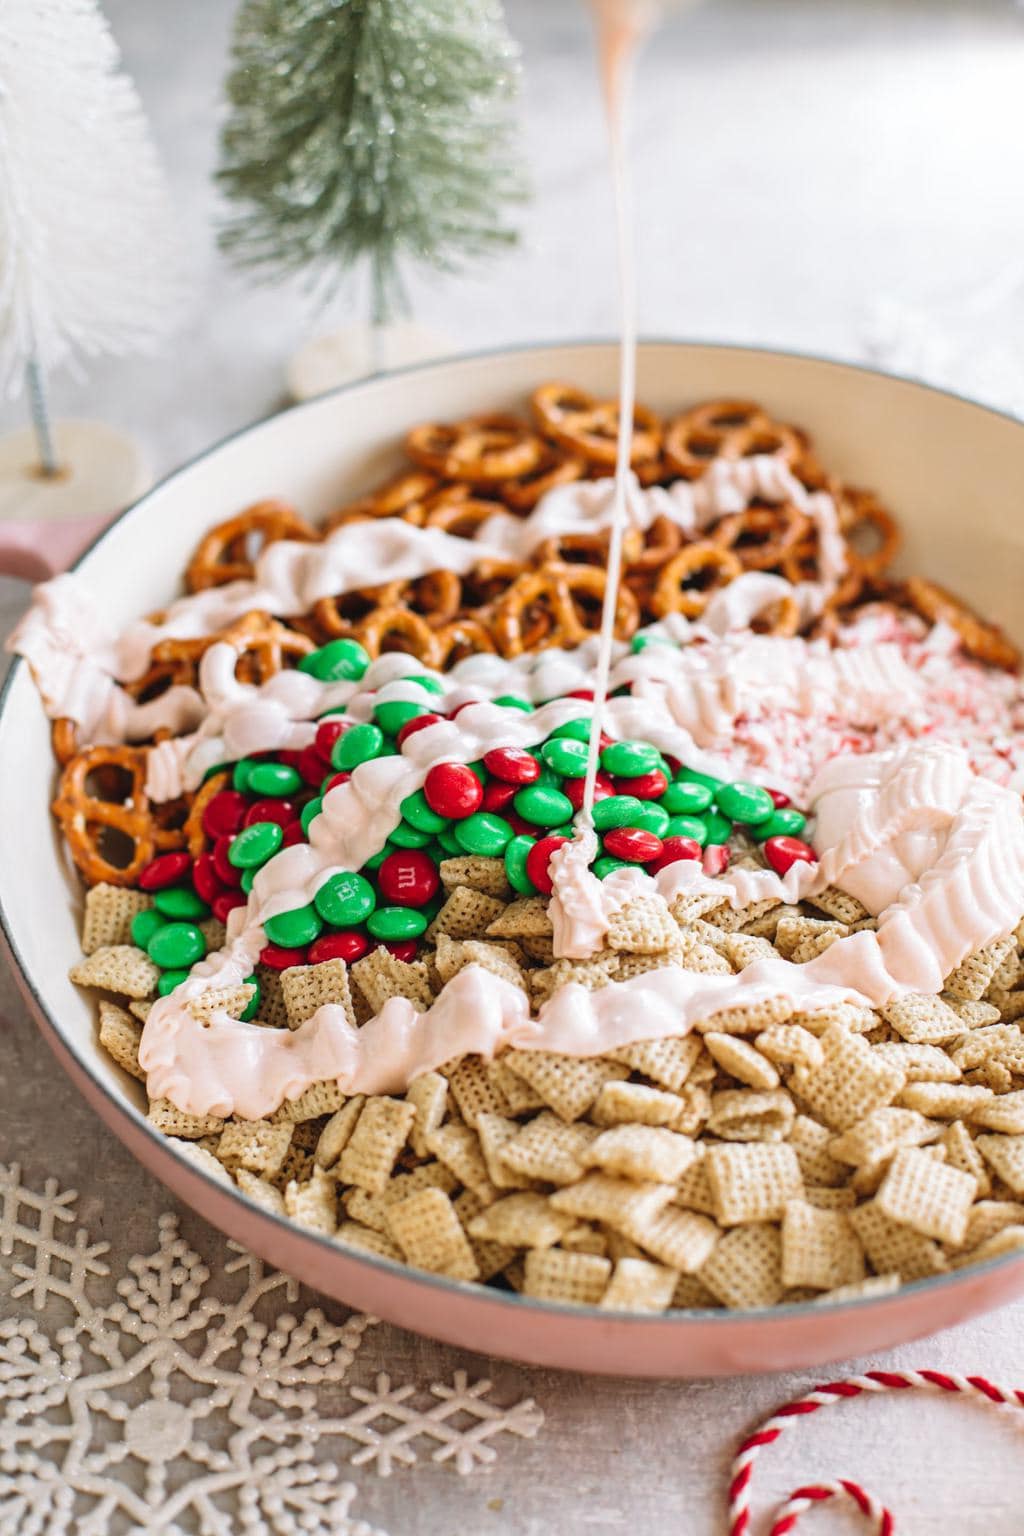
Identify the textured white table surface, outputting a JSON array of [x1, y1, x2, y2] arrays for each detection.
[[3, 3, 1024, 1532]]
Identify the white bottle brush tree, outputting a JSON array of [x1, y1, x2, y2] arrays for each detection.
[[217, 0, 525, 398], [0, 0, 186, 568]]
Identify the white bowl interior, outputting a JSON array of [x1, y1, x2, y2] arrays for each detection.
[[4, 340, 1024, 1138]]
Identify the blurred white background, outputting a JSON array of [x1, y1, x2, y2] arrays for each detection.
[[3, 0, 1024, 467]]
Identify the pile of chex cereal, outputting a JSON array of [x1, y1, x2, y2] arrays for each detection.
[[73, 860, 1024, 1313]]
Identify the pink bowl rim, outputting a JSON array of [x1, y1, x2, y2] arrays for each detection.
[[4, 334, 1024, 1334]]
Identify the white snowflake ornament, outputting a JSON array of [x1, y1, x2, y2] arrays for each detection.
[[0, 1163, 544, 1535]]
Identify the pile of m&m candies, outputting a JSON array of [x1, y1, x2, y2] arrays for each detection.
[[130, 634, 819, 989]]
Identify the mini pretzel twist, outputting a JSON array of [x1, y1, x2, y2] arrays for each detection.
[[839, 487, 901, 577], [405, 413, 546, 482], [169, 610, 315, 685], [185, 500, 319, 592], [495, 443, 588, 510], [651, 542, 744, 618], [311, 583, 406, 640], [53, 744, 170, 886], [185, 770, 230, 859], [781, 540, 866, 611], [663, 399, 804, 480], [398, 570, 464, 628], [712, 505, 811, 571], [493, 562, 639, 657], [531, 382, 662, 469], [903, 577, 1020, 671], [432, 618, 498, 669], [532, 528, 644, 569], [423, 493, 504, 539], [323, 469, 440, 532], [356, 606, 444, 667]]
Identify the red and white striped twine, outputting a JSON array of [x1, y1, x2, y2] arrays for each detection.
[[728, 1368, 1024, 1535]]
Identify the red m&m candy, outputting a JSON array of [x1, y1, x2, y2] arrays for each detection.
[[309, 931, 371, 965], [382, 939, 419, 962], [377, 849, 440, 907], [563, 771, 614, 811], [321, 771, 351, 795], [244, 798, 296, 830], [525, 835, 571, 895], [314, 718, 347, 761], [212, 836, 243, 888], [212, 890, 247, 923], [612, 770, 669, 801], [424, 762, 483, 819], [768, 788, 791, 809], [602, 827, 663, 863], [139, 852, 192, 891], [192, 852, 222, 903], [297, 744, 329, 786], [482, 747, 540, 784], [260, 942, 309, 970], [396, 712, 443, 747], [649, 835, 702, 873], [482, 780, 518, 813], [764, 835, 817, 876], [201, 790, 248, 840]]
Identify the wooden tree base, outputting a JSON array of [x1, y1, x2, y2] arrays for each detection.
[[0, 420, 152, 581]]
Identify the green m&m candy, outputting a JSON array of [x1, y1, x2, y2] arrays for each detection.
[[715, 780, 774, 826], [493, 694, 533, 712], [435, 827, 462, 856], [147, 922, 206, 970], [513, 783, 574, 828], [754, 807, 807, 841], [455, 811, 514, 857], [388, 819, 433, 849], [241, 975, 261, 1021], [663, 779, 713, 815], [374, 699, 426, 735], [154, 887, 210, 921], [314, 871, 376, 926], [131, 909, 166, 949], [228, 821, 284, 869], [232, 757, 261, 793], [331, 722, 386, 772], [300, 796, 323, 836], [241, 868, 256, 893], [593, 856, 629, 879], [666, 814, 709, 846], [157, 969, 190, 997], [549, 718, 593, 743], [681, 767, 725, 793], [600, 739, 661, 777], [298, 637, 370, 682], [415, 675, 445, 696], [400, 789, 449, 834], [591, 794, 643, 831], [367, 906, 428, 941], [702, 810, 733, 844], [263, 904, 322, 948], [363, 847, 388, 870], [631, 801, 670, 837], [505, 834, 537, 895], [248, 762, 302, 798], [630, 633, 673, 653], [540, 737, 590, 778]]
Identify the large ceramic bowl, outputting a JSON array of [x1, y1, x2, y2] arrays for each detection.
[[3, 342, 1024, 1378]]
